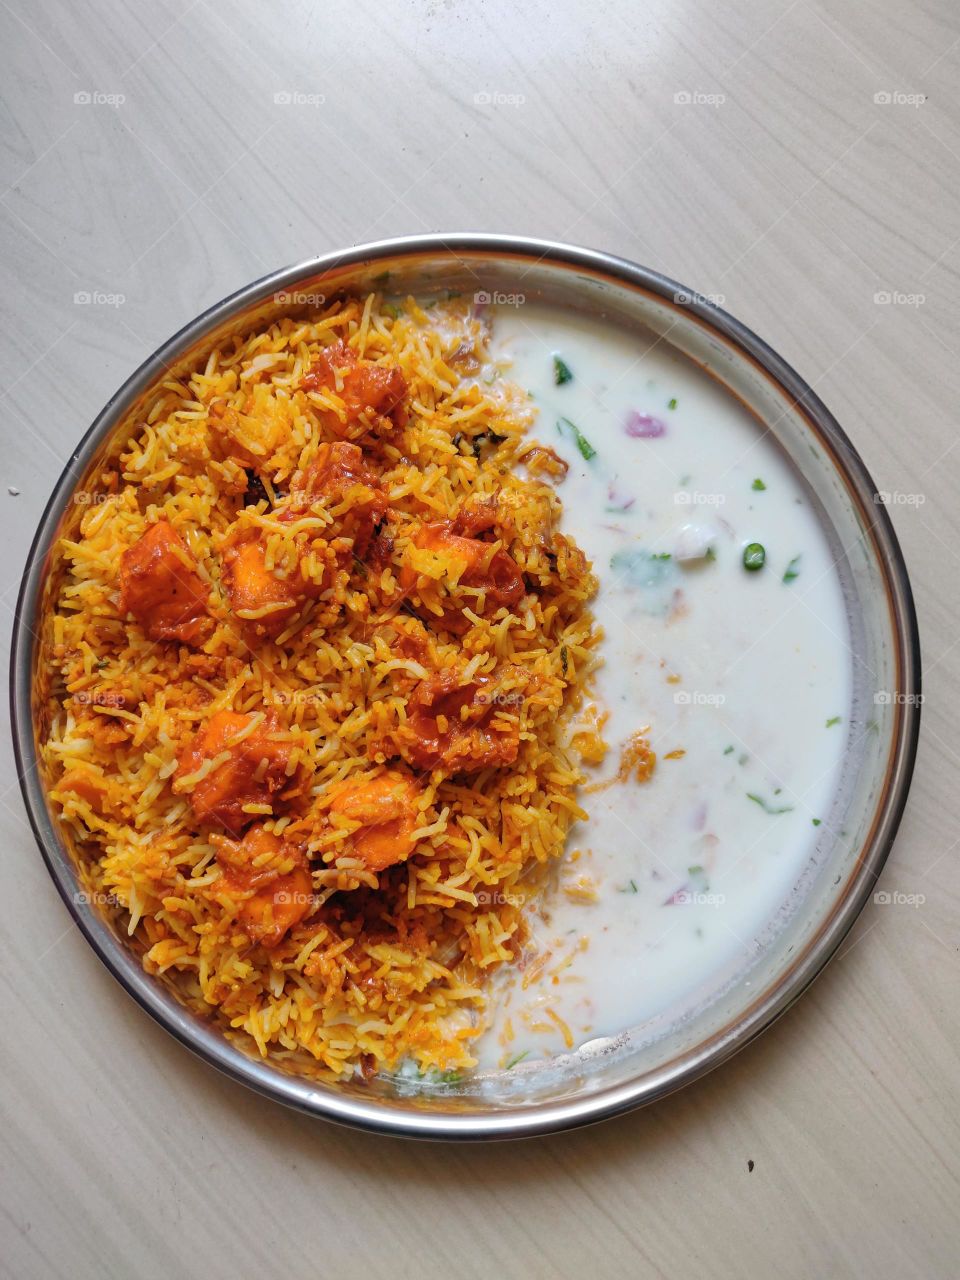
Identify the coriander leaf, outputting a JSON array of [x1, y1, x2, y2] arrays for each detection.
[[553, 355, 573, 385], [783, 555, 802, 584], [557, 416, 597, 460], [747, 792, 795, 815]]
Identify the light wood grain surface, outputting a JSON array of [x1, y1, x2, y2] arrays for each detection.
[[2, 1, 958, 1276]]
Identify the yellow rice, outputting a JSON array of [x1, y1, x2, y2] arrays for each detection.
[[40, 293, 600, 1083]]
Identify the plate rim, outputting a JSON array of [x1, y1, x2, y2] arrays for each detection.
[[9, 233, 922, 1139]]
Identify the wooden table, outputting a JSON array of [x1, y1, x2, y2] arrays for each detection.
[[1, 1, 957, 1275]]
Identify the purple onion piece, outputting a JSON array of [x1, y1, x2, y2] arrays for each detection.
[[625, 411, 667, 438], [663, 885, 690, 906]]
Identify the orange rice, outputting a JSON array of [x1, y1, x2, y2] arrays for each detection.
[[40, 293, 600, 1083]]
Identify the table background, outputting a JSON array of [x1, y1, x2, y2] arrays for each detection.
[[2, 1, 958, 1276]]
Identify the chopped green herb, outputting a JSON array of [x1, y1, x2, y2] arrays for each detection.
[[812, 818, 822, 826], [382, 302, 400, 319], [678, 473, 692, 486], [560, 645, 569, 674], [752, 478, 766, 491], [423, 1067, 462, 1085], [738, 752, 749, 766], [723, 745, 735, 755], [557, 417, 597, 461], [618, 879, 639, 894], [705, 546, 717, 562], [687, 864, 710, 892], [372, 270, 391, 284], [743, 542, 766, 571], [352, 554, 368, 578], [825, 716, 842, 727], [668, 397, 678, 410], [553, 355, 573, 385], [747, 792, 795, 815], [783, 555, 802, 584], [505, 1050, 530, 1070]]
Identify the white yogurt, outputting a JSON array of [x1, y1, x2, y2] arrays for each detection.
[[476, 304, 851, 1070]]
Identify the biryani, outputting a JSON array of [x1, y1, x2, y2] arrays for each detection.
[[41, 292, 601, 1082]]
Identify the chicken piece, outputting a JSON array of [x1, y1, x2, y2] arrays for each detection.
[[450, 498, 499, 538], [175, 710, 292, 833], [391, 669, 521, 773], [57, 769, 109, 812], [208, 388, 291, 468], [285, 441, 387, 557], [327, 770, 421, 872], [400, 520, 524, 629], [88, 716, 131, 748], [300, 339, 407, 437], [367, 614, 431, 663], [118, 520, 211, 645], [211, 823, 313, 948], [220, 533, 302, 636]]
